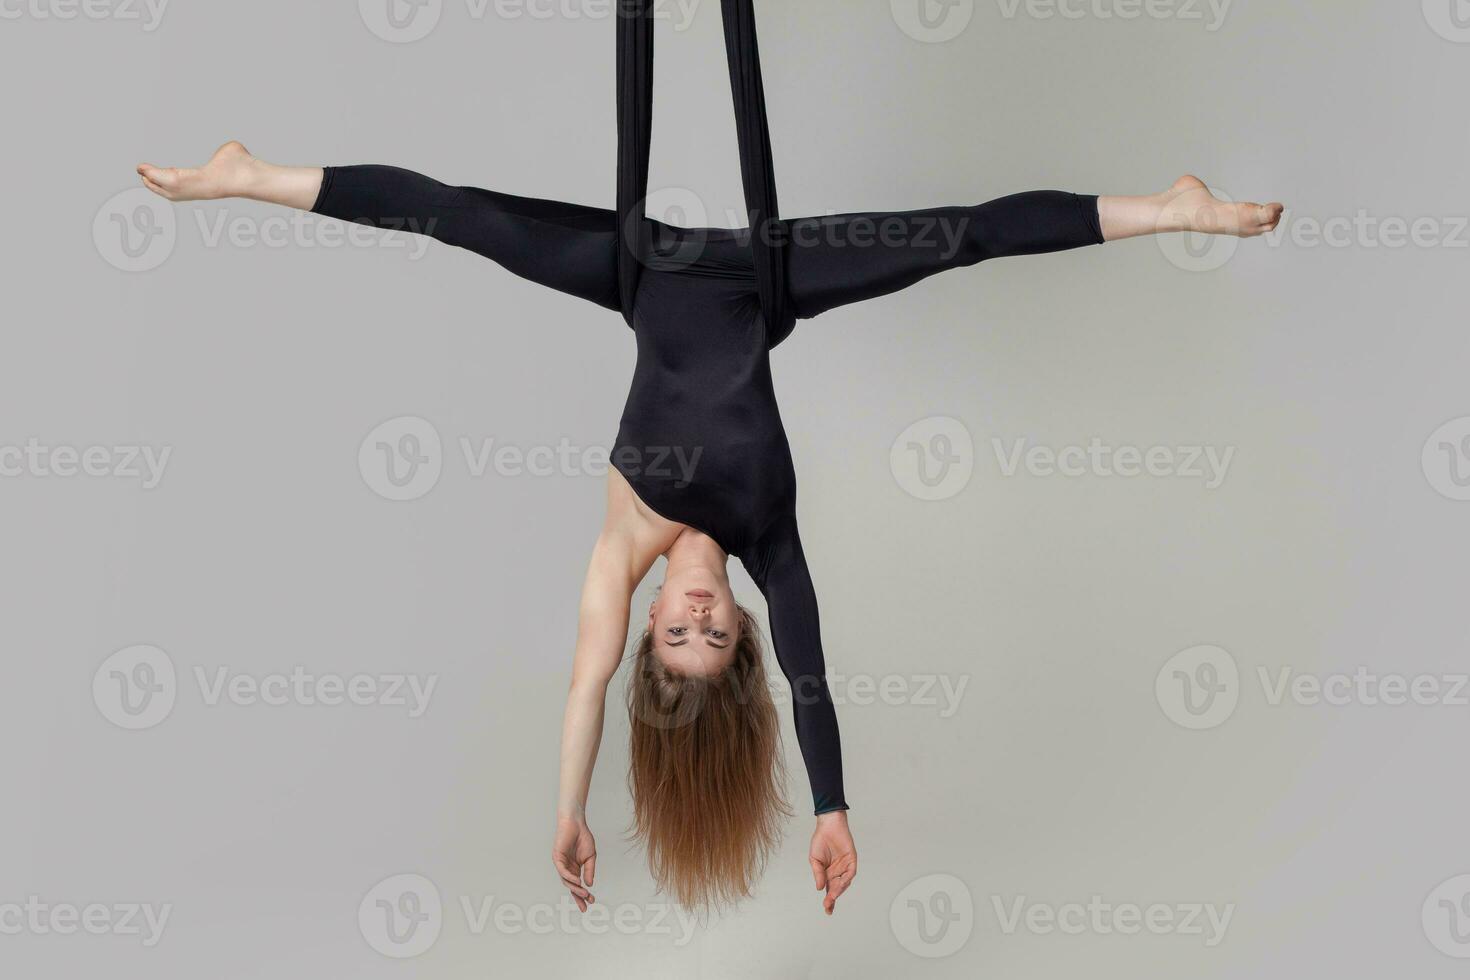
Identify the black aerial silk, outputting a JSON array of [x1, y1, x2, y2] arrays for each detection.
[[311, 1, 1106, 814], [617, 0, 794, 342]]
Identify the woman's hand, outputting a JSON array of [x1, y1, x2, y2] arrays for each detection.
[[552, 814, 598, 912], [808, 810, 857, 915]]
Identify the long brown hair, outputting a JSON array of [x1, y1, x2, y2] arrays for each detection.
[[625, 604, 791, 912]]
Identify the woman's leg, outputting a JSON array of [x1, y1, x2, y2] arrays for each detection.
[[785, 176, 1283, 321], [138, 142, 621, 311]]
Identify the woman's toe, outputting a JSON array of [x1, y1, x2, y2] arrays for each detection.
[[141, 165, 175, 188]]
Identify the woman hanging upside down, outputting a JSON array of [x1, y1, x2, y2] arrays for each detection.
[[136, 0, 1282, 917]]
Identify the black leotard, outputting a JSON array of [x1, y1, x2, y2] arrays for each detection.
[[310, 0, 1104, 815]]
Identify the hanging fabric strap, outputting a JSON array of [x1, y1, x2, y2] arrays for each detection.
[[615, 0, 654, 326], [615, 0, 795, 341], [717, 0, 793, 341]]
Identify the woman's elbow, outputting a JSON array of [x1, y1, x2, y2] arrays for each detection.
[[567, 670, 614, 700]]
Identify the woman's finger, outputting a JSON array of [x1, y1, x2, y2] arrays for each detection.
[[555, 867, 591, 899], [824, 869, 854, 914]]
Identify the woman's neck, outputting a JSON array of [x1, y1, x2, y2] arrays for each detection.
[[664, 528, 728, 579]]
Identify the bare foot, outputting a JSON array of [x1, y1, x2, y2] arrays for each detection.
[[1162, 175, 1283, 238], [137, 141, 260, 202]]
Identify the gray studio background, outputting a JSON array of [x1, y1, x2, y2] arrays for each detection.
[[3, 0, 1468, 976]]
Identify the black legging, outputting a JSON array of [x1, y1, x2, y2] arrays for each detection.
[[311, 163, 1103, 323]]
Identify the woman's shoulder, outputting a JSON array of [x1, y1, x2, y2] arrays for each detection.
[[603, 468, 684, 568]]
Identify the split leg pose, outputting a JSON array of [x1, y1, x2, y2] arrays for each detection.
[[138, 141, 1282, 264], [138, 141, 1281, 915]]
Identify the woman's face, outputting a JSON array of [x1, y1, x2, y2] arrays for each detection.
[[648, 568, 741, 677]]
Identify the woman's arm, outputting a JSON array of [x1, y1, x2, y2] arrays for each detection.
[[552, 527, 634, 910], [747, 514, 848, 815], [556, 532, 635, 808], [552, 484, 667, 910], [746, 513, 859, 913]]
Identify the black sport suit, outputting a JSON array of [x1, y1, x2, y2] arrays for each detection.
[[311, 0, 1105, 814]]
